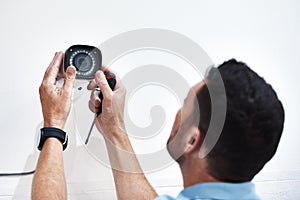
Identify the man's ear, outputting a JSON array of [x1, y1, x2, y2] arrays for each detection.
[[185, 127, 201, 154]]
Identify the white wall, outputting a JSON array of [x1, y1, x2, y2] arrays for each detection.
[[0, 0, 299, 199]]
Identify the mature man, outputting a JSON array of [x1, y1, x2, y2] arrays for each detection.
[[32, 51, 284, 200]]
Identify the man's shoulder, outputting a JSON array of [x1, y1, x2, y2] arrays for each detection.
[[154, 182, 260, 200]]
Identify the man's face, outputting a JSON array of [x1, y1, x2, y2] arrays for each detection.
[[167, 81, 204, 160]]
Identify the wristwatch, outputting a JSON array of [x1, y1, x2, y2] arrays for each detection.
[[37, 127, 68, 151]]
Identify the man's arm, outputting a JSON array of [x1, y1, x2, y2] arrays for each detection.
[[32, 138, 66, 200], [89, 70, 158, 200], [32, 52, 76, 200], [104, 130, 157, 200]]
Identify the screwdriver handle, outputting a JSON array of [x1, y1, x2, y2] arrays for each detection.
[[97, 71, 116, 115]]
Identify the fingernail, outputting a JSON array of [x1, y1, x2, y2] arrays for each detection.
[[66, 67, 76, 80], [96, 71, 104, 81]]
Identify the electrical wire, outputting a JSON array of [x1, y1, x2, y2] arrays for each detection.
[[0, 170, 35, 177]]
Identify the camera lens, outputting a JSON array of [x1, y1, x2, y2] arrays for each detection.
[[64, 45, 102, 80], [69, 51, 95, 75], [73, 53, 93, 72]]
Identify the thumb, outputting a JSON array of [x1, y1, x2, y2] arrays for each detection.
[[63, 66, 76, 96], [95, 70, 113, 99]]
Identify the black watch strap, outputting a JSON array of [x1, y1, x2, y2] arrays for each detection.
[[38, 127, 68, 151]]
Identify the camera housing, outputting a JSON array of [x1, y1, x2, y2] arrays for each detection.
[[64, 45, 102, 80]]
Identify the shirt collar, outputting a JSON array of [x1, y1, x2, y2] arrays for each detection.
[[178, 182, 260, 200]]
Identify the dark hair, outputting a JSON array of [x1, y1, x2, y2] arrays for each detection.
[[197, 59, 285, 182]]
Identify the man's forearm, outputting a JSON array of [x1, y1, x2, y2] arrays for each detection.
[[104, 130, 158, 200], [32, 138, 67, 200]]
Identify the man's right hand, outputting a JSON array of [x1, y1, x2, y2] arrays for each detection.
[[88, 68, 158, 200], [87, 69, 127, 139]]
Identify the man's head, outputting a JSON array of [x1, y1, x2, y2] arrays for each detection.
[[167, 59, 285, 182]]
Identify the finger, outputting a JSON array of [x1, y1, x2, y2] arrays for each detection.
[[41, 52, 58, 85], [88, 66, 120, 90], [114, 78, 126, 94], [89, 99, 100, 113], [101, 65, 111, 73], [95, 70, 113, 99], [101, 66, 121, 84], [87, 79, 97, 90], [90, 89, 101, 107], [62, 66, 76, 97], [89, 100, 96, 113], [102, 66, 124, 92], [43, 51, 64, 85], [87, 66, 116, 90], [88, 89, 101, 113]]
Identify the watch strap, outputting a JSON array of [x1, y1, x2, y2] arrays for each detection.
[[38, 127, 68, 151]]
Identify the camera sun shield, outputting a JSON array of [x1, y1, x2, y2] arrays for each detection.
[[64, 45, 102, 80]]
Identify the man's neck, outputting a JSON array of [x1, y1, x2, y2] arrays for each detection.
[[179, 157, 219, 188]]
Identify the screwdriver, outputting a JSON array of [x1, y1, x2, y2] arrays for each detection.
[[85, 71, 116, 144]]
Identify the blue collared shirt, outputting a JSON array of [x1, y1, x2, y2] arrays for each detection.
[[155, 182, 260, 200]]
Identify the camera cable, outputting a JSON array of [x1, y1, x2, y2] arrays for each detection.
[[0, 170, 35, 177]]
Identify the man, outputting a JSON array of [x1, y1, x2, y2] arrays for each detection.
[[32, 52, 284, 200]]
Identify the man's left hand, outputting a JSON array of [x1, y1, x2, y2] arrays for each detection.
[[39, 51, 76, 130]]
